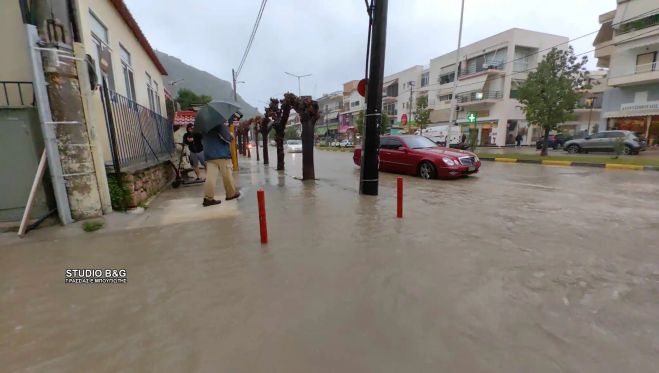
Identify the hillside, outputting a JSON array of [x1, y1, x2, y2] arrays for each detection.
[[155, 51, 260, 118]]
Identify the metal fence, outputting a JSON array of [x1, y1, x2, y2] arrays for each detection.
[[101, 86, 174, 172], [0, 81, 34, 107]]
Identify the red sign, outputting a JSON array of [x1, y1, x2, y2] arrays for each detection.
[[357, 79, 367, 97], [401, 114, 408, 126]]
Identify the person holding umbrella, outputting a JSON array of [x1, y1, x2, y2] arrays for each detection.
[[194, 101, 243, 206]]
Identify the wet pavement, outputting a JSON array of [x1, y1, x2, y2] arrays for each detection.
[[2, 148, 659, 372]]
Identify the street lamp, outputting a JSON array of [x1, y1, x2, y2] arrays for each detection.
[[284, 71, 312, 96], [168, 78, 184, 86]]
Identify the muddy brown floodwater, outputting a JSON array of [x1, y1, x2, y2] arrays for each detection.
[[2, 150, 659, 372]]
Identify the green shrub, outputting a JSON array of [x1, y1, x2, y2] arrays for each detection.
[[82, 220, 104, 232], [107, 174, 131, 211]]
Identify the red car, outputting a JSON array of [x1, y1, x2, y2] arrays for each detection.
[[353, 135, 481, 179]]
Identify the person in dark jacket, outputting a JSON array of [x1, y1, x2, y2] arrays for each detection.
[[201, 121, 240, 206], [515, 133, 523, 147], [182, 124, 205, 180]]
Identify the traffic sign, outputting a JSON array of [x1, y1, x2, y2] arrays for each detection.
[[357, 79, 367, 97], [401, 114, 408, 126], [467, 111, 477, 123]]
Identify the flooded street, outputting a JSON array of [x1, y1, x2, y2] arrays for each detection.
[[2, 149, 659, 372]]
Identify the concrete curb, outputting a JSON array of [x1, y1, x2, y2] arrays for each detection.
[[316, 147, 354, 153], [480, 157, 658, 172]]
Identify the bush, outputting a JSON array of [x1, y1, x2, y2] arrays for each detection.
[[82, 220, 104, 232], [107, 174, 131, 211]]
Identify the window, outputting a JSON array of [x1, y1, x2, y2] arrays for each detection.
[[383, 102, 396, 116], [513, 47, 536, 72], [89, 11, 114, 90], [351, 101, 360, 108], [146, 72, 155, 111], [403, 136, 437, 149], [636, 52, 657, 73], [439, 71, 455, 85], [510, 79, 524, 99], [438, 94, 452, 102], [421, 72, 430, 87], [380, 137, 403, 150], [153, 81, 161, 115], [385, 83, 398, 98], [120, 45, 136, 102]]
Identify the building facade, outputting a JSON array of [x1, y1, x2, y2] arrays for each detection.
[[594, 1, 659, 146], [422, 28, 568, 146], [316, 91, 344, 139]]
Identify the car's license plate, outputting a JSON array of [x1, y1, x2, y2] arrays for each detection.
[[468, 166, 475, 171]]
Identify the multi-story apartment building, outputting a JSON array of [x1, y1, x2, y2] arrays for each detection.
[[420, 28, 568, 146], [382, 65, 424, 127], [594, 1, 659, 146], [316, 91, 344, 139], [559, 70, 607, 136], [340, 80, 365, 135]]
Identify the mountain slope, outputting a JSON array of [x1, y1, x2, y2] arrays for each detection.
[[155, 51, 259, 118]]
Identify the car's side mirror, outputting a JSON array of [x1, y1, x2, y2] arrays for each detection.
[[398, 146, 408, 153]]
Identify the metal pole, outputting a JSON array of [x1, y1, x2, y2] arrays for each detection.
[[408, 82, 414, 134], [587, 102, 593, 134], [447, 0, 465, 148], [359, 0, 388, 196], [232, 68, 237, 102]]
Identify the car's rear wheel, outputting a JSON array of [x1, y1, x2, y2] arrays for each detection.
[[418, 161, 436, 180], [623, 145, 632, 155], [566, 144, 580, 154]]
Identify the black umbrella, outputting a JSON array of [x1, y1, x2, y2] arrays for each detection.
[[193, 100, 243, 135]]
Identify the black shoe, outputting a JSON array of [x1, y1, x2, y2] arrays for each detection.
[[226, 192, 241, 201], [202, 198, 222, 207]]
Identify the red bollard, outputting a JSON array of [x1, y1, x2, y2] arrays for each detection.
[[257, 189, 268, 243], [397, 177, 403, 218]]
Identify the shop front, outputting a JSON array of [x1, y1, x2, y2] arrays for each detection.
[[610, 115, 658, 146]]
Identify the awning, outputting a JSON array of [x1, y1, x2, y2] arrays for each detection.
[[315, 126, 328, 135], [454, 74, 487, 95], [382, 78, 398, 90], [593, 21, 613, 45], [603, 109, 659, 118], [613, 1, 658, 27]]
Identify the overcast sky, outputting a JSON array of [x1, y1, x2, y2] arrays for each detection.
[[125, 0, 615, 110]]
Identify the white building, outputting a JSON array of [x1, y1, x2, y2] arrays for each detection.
[[594, 1, 659, 146], [382, 65, 424, 127], [316, 91, 344, 139], [418, 28, 568, 146]]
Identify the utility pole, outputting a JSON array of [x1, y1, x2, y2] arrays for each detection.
[[447, 0, 465, 148], [232, 68, 238, 101], [359, 0, 388, 196], [285, 72, 312, 96]]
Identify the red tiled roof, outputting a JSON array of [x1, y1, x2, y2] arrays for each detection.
[[173, 111, 196, 126], [109, 0, 167, 75]]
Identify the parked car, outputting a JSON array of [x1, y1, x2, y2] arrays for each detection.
[[563, 130, 645, 155], [353, 135, 481, 179], [536, 134, 573, 150], [285, 139, 303, 153], [270, 140, 277, 146], [339, 139, 354, 148]]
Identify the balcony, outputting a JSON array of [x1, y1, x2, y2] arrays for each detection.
[[608, 61, 659, 87], [459, 62, 505, 79], [456, 91, 502, 105]]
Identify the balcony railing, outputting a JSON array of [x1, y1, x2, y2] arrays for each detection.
[[635, 61, 658, 74], [456, 91, 502, 103], [459, 61, 504, 77]]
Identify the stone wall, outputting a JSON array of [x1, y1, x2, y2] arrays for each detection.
[[121, 162, 174, 208]]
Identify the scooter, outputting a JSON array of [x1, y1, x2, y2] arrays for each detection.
[[171, 143, 205, 188]]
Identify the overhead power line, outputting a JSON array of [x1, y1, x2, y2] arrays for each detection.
[[236, 0, 268, 78]]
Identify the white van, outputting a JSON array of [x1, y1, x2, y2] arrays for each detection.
[[416, 125, 462, 146]]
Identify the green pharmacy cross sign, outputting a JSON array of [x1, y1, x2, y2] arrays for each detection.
[[467, 112, 477, 123]]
